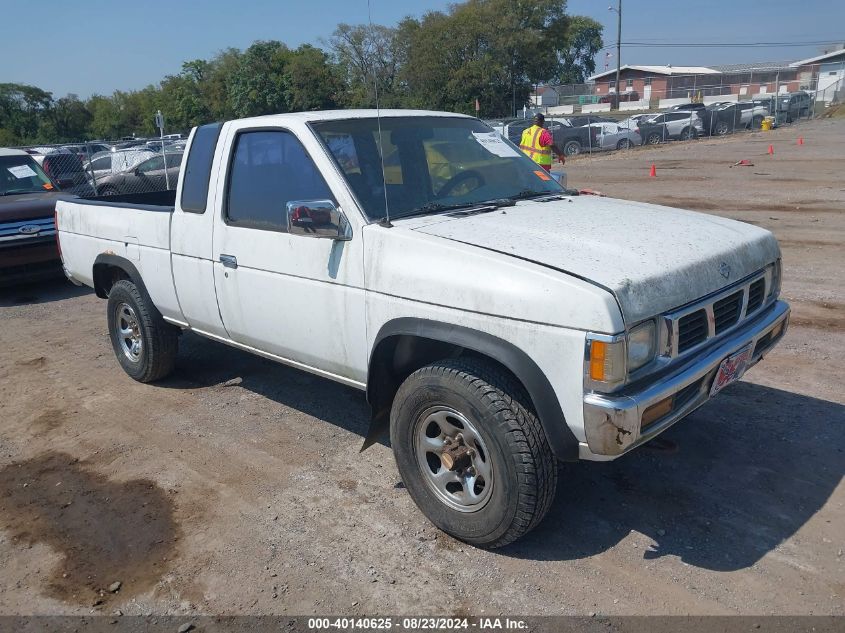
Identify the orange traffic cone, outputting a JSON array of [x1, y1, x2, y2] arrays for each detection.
[[767, 144, 774, 156], [798, 137, 804, 145], [649, 164, 656, 177]]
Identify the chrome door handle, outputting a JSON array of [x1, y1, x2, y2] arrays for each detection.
[[219, 254, 238, 269]]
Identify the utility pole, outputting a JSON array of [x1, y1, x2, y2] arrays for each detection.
[[609, 1, 622, 109]]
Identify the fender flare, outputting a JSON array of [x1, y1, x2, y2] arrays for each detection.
[[367, 317, 580, 462], [91, 254, 163, 317]]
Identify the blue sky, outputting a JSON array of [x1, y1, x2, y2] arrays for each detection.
[[1, 0, 842, 98]]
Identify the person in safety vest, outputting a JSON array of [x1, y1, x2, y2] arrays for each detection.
[[519, 113, 565, 171]]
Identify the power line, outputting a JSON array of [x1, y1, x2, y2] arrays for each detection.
[[620, 40, 842, 48]]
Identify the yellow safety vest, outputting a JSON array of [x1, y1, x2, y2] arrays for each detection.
[[519, 124, 552, 166]]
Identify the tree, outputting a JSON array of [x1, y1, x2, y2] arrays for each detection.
[[285, 45, 345, 111], [41, 94, 92, 142], [329, 23, 404, 107], [228, 41, 292, 117], [556, 16, 603, 83], [0, 83, 53, 143]]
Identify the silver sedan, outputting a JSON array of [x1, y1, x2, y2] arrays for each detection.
[[587, 122, 642, 151]]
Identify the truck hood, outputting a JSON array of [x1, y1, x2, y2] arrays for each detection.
[[409, 196, 780, 324], [0, 191, 77, 222]]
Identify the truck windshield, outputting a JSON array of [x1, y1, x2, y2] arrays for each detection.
[[1, 155, 54, 196], [312, 116, 563, 221]]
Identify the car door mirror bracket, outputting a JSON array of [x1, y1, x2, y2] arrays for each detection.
[[286, 200, 351, 241]]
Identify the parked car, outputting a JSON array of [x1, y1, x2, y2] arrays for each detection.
[[85, 149, 158, 182], [30, 149, 95, 197], [95, 152, 183, 196], [587, 122, 642, 150], [560, 115, 617, 127], [0, 149, 76, 285], [56, 110, 789, 548], [617, 114, 653, 131], [504, 118, 598, 156], [777, 91, 812, 122], [668, 102, 707, 114], [638, 111, 705, 144]]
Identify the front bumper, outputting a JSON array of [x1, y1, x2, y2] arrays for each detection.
[[580, 299, 790, 460]]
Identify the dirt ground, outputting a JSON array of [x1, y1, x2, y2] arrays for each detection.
[[0, 118, 843, 618]]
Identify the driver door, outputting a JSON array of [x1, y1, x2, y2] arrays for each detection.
[[210, 124, 367, 384]]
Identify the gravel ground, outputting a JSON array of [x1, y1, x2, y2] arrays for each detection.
[[0, 118, 843, 617]]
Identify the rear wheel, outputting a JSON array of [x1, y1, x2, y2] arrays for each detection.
[[107, 280, 179, 382], [680, 126, 697, 140], [390, 358, 557, 548], [563, 140, 582, 156], [714, 121, 730, 136], [616, 138, 632, 150]]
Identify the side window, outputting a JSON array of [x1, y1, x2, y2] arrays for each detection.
[[226, 130, 334, 232], [181, 122, 223, 214], [92, 156, 112, 171], [138, 156, 164, 173]]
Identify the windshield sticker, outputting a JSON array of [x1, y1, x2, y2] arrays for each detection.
[[533, 170, 552, 181], [7, 164, 38, 179], [471, 132, 521, 158]]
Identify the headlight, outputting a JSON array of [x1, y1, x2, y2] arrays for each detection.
[[768, 259, 781, 299], [627, 320, 656, 372]]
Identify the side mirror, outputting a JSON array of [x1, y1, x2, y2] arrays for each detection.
[[287, 199, 351, 241]]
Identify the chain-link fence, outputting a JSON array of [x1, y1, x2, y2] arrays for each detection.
[[508, 64, 844, 157], [13, 135, 187, 198]]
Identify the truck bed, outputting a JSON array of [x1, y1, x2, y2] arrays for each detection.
[[56, 193, 179, 318]]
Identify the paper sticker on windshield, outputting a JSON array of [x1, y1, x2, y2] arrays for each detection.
[[7, 165, 37, 179], [472, 132, 520, 158], [533, 170, 552, 181]]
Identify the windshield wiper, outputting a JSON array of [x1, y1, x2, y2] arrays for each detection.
[[510, 189, 564, 201], [389, 201, 498, 221], [1, 189, 42, 196]]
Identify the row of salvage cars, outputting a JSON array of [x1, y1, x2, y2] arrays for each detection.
[[488, 92, 813, 155]]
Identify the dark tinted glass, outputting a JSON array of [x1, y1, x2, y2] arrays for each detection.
[[180, 122, 222, 213], [226, 130, 333, 232]]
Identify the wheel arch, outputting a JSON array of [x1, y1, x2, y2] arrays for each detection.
[[93, 254, 170, 328], [365, 317, 579, 462]]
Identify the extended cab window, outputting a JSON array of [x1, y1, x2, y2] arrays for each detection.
[[226, 130, 333, 232]]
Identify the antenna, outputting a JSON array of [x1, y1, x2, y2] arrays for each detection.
[[367, 0, 392, 227]]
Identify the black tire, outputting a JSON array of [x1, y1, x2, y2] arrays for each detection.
[[646, 132, 662, 145], [106, 279, 179, 382], [99, 186, 119, 196], [563, 140, 581, 156], [616, 138, 631, 150], [390, 357, 557, 548], [714, 121, 729, 136]]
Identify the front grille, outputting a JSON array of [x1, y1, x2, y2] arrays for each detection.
[[678, 309, 708, 352], [0, 217, 56, 244], [713, 290, 743, 334], [667, 267, 775, 358], [747, 278, 765, 314]]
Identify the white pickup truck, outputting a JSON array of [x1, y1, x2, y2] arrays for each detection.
[[57, 110, 790, 548]]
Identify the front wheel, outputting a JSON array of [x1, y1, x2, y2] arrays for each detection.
[[616, 138, 632, 150], [390, 358, 557, 548], [107, 279, 179, 382], [563, 140, 582, 156], [646, 132, 663, 145]]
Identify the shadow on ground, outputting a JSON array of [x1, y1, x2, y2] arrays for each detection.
[[506, 381, 844, 570], [0, 277, 91, 307], [157, 334, 843, 572], [161, 332, 372, 440]]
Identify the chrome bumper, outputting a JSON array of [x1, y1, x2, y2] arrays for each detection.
[[580, 300, 790, 460]]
